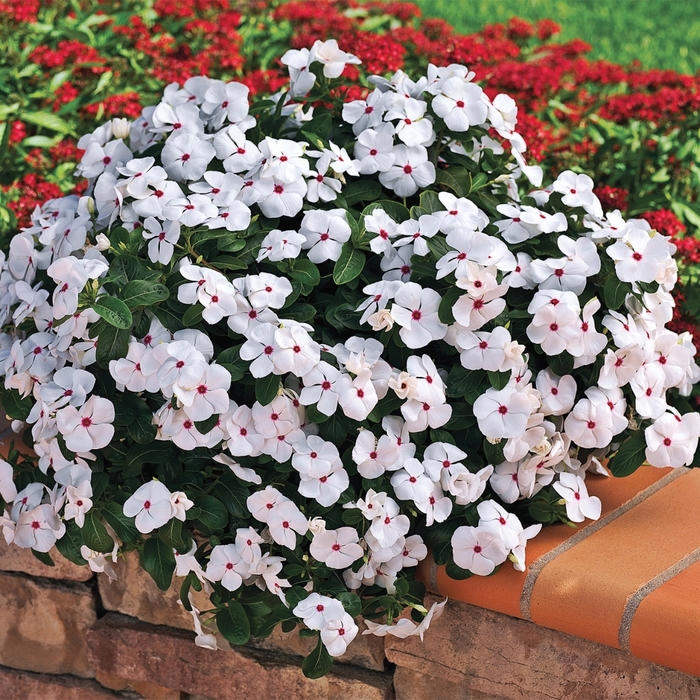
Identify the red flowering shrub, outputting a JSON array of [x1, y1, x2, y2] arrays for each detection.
[[0, 0, 699, 353]]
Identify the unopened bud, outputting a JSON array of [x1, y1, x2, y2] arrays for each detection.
[[111, 118, 131, 140], [95, 233, 110, 251]]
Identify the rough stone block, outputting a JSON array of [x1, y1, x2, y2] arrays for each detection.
[[0, 665, 119, 699], [96, 669, 181, 700], [0, 572, 97, 678], [101, 551, 386, 670], [385, 596, 700, 700], [393, 667, 507, 700], [98, 551, 208, 631], [0, 537, 93, 582], [248, 622, 386, 672], [87, 613, 393, 700]]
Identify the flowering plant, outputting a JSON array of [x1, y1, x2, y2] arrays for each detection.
[[1, 42, 699, 677]]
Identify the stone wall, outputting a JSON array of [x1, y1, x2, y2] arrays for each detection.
[[2, 539, 700, 700]]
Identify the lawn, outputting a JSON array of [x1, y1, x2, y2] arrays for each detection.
[[412, 0, 700, 73]]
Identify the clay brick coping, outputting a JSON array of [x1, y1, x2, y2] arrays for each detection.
[[418, 465, 700, 678]]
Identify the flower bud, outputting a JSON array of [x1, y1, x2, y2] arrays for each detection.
[[95, 234, 110, 251], [111, 118, 131, 140]]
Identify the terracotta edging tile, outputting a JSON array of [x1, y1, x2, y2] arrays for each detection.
[[527, 469, 700, 649], [419, 466, 677, 619], [628, 555, 700, 676]]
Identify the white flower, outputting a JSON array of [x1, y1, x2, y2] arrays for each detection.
[[123, 481, 175, 534], [170, 491, 194, 521], [142, 218, 180, 264], [257, 229, 306, 262], [63, 482, 93, 528], [432, 76, 487, 131], [527, 301, 581, 356], [281, 47, 316, 96], [645, 411, 700, 468], [473, 386, 533, 439], [162, 133, 216, 181], [352, 429, 398, 478], [310, 527, 363, 568], [256, 178, 307, 218], [246, 486, 287, 523], [564, 398, 614, 449], [536, 369, 577, 416], [379, 145, 436, 197], [0, 460, 17, 503], [205, 544, 246, 591], [354, 128, 396, 175], [299, 209, 351, 264], [394, 215, 441, 256], [451, 525, 508, 575], [312, 39, 361, 78], [390, 458, 433, 504], [477, 500, 521, 551], [321, 613, 359, 657], [552, 472, 602, 522], [606, 228, 672, 283], [336, 369, 378, 421], [56, 396, 115, 453], [274, 325, 320, 378], [390, 283, 447, 349], [201, 80, 250, 129], [552, 171, 603, 218], [293, 593, 345, 631], [14, 505, 65, 552], [267, 500, 308, 549]]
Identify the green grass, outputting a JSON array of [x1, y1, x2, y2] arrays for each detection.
[[412, 0, 700, 73]]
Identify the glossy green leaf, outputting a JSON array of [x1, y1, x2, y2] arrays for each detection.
[[93, 296, 133, 329]]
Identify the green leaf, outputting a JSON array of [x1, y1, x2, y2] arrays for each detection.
[[54, 521, 88, 566], [125, 442, 177, 475], [217, 473, 250, 518], [604, 277, 632, 310], [141, 536, 176, 591], [110, 255, 158, 285], [255, 373, 280, 406], [217, 601, 251, 645], [470, 172, 490, 191], [0, 387, 33, 420], [22, 111, 73, 134], [419, 191, 443, 213], [483, 438, 505, 466], [548, 352, 574, 377], [80, 512, 114, 553], [445, 556, 473, 581], [182, 304, 204, 327], [438, 286, 461, 325], [336, 592, 362, 617], [195, 415, 219, 435], [609, 431, 648, 477], [282, 303, 316, 323], [288, 260, 320, 287], [158, 516, 188, 551], [213, 255, 248, 271], [93, 296, 133, 329], [361, 200, 410, 222], [343, 180, 382, 206], [120, 280, 170, 308], [302, 636, 334, 679], [487, 371, 510, 390], [333, 245, 365, 285], [436, 168, 471, 197], [127, 412, 157, 444], [193, 495, 228, 533], [102, 502, 140, 544], [31, 549, 55, 567]]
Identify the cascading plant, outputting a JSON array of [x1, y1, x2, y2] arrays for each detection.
[[0, 40, 698, 678]]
